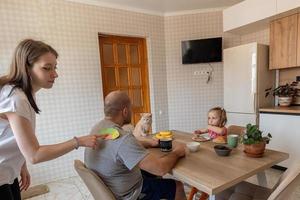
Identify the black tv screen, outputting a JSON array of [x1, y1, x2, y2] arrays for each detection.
[[181, 37, 222, 64]]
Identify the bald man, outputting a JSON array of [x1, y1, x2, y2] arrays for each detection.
[[84, 91, 187, 200]]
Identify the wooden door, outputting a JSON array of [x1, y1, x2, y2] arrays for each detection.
[[269, 13, 298, 69], [98, 35, 151, 125]]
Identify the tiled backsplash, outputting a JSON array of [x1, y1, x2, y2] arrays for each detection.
[[279, 68, 300, 84]]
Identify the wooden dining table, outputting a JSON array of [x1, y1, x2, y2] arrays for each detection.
[[148, 130, 289, 200]]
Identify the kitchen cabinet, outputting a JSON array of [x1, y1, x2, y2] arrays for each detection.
[[259, 111, 300, 168], [269, 13, 298, 69], [277, 0, 300, 14], [223, 0, 300, 33]]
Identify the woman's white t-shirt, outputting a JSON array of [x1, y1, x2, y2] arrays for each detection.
[[0, 85, 36, 186]]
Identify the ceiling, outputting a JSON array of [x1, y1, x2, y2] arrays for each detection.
[[68, 0, 245, 16]]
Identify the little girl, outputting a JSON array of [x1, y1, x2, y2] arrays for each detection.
[[194, 107, 227, 141]]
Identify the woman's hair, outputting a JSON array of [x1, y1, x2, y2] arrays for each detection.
[[208, 107, 227, 127], [0, 39, 58, 114]]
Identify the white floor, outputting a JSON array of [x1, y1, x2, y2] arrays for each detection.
[[26, 176, 93, 200], [27, 168, 300, 200]]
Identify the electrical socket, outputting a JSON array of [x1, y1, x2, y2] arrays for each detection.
[[193, 70, 210, 76]]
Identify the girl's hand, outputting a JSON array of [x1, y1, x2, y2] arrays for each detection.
[[194, 129, 202, 134], [78, 134, 108, 149], [19, 163, 30, 191]]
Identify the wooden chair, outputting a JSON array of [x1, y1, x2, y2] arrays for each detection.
[[227, 125, 245, 136], [216, 161, 300, 200], [188, 187, 208, 200], [74, 160, 116, 200]]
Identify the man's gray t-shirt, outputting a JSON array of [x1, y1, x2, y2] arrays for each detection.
[[84, 119, 149, 200]]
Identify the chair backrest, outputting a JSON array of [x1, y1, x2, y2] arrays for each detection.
[[268, 162, 300, 200], [227, 125, 245, 136], [74, 160, 116, 200]]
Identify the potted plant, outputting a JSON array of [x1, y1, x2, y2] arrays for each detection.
[[265, 82, 299, 106], [241, 124, 272, 158]]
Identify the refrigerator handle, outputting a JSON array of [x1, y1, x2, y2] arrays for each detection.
[[253, 93, 257, 112]]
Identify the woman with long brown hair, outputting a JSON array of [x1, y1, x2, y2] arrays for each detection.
[[0, 39, 106, 200]]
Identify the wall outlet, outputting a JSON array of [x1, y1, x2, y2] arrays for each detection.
[[193, 70, 210, 76]]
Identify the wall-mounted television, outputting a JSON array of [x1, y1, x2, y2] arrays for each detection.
[[181, 37, 222, 64]]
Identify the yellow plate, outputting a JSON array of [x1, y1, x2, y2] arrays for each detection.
[[159, 131, 172, 136], [154, 133, 172, 139]]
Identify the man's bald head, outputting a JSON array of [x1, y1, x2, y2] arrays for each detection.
[[104, 91, 131, 117]]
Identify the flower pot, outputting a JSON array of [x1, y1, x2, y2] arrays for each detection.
[[244, 142, 266, 158], [278, 96, 293, 107]]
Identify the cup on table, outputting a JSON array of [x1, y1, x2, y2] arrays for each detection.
[[159, 138, 173, 152], [227, 134, 239, 148]]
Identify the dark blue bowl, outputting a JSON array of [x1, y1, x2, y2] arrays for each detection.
[[214, 145, 232, 156]]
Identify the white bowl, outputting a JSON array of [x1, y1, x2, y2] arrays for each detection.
[[186, 142, 200, 152]]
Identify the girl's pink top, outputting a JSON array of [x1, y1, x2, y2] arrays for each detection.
[[208, 127, 227, 139]]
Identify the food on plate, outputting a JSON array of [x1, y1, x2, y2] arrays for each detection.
[[155, 131, 173, 139], [212, 136, 227, 144], [192, 135, 210, 142]]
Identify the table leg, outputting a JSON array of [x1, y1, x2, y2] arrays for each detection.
[[257, 171, 268, 187], [209, 195, 216, 200]]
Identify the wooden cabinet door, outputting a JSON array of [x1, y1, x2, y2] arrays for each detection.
[[99, 35, 151, 125], [297, 13, 300, 67], [270, 13, 298, 69]]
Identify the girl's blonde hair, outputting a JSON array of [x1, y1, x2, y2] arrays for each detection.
[[208, 107, 227, 127]]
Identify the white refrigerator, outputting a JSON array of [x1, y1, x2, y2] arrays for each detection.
[[223, 42, 275, 126]]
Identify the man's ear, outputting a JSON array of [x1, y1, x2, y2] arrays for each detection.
[[123, 107, 128, 115], [122, 107, 129, 116]]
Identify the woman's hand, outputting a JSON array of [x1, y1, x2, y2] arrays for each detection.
[[77, 134, 108, 149], [19, 163, 30, 191]]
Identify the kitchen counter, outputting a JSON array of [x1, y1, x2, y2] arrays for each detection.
[[259, 112, 299, 168], [259, 106, 300, 115]]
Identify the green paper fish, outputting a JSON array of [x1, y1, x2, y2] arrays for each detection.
[[99, 128, 120, 140]]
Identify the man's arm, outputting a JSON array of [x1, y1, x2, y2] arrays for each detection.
[[138, 143, 186, 176], [137, 138, 159, 148]]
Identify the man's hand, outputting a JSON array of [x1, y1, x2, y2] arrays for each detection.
[[172, 142, 186, 157], [150, 138, 159, 147]]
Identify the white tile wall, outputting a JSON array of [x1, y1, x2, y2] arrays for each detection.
[[0, 0, 274, 186], [0, 0, 167, 185], [164, 11, 241, 132]]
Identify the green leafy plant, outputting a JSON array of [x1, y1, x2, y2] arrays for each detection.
[[265, 82, 299, 97], [241, 124, 272, 145]]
